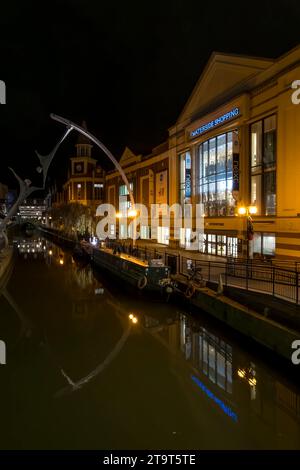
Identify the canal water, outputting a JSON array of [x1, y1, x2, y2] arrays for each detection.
[[0, 235, 300, 450]]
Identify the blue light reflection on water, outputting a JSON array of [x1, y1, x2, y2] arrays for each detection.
[[191, 375, 238, 423]]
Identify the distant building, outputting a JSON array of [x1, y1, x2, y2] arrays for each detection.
[[0, 183, 8, 217], [52, 121, 105, 211], [19, 199, 47, 221]]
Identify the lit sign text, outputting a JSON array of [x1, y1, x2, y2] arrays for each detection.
[[190, 107, 240, 138]]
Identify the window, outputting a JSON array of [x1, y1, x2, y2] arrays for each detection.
[[198, 131, 237, 216], [253, 232, 275, 257], [141, 226, 150, 239], [119, 197, 131, 216], [251, 116, 276, 215], [77, 183, 82, 200], [157, 226, 169, 245], [119, 182, 133, 196], [94, 183, 103, 201], [199, 233, 241, 258]]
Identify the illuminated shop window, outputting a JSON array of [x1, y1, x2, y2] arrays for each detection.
[[198, 131, 236, 216], [251, 115, 276, 216], [199, 233, 241, 258], [253, 232, 275, 257]]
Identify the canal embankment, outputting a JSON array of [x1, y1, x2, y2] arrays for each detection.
[[172, 273, 300, 362]]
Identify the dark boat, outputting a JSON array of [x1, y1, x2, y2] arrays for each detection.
[[90, 245, 170, 293]]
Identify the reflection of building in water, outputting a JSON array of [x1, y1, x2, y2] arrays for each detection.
[[180, 314, 233, 393], [276, 382, 300, 419], [65, 264, 104, 319], [149, 311, 300, 445]]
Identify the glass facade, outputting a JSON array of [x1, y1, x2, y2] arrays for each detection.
[[251, 115, 276, 215], [198, 131, 236, 216]]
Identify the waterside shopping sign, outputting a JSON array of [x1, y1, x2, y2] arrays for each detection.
[[190, 107, 240, 138]]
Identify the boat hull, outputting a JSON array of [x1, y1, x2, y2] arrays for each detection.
[[91, 248, 169, 293]]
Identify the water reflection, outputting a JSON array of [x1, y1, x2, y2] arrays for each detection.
[[0, 235, 299, 449], [142, 311, 300, 448]]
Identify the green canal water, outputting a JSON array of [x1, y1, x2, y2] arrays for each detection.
[[0, 235, 300, 450]]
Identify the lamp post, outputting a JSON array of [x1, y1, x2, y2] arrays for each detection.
[[237, 205, 257, 259]]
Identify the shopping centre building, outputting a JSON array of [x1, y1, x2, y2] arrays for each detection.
[[53, 44, 300, 259], [104, 44, 300, 259]]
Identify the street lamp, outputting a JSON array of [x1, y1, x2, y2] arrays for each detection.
[[237, 205, 257, 258]]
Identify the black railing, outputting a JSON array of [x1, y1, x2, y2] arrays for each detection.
[[180, 256, 300, 305]]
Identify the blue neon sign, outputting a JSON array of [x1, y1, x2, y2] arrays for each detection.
[[191, 375, 238, 423], [190, 107, 240, 138]]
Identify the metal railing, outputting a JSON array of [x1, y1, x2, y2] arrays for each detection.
[[180, 256, 300, 305]]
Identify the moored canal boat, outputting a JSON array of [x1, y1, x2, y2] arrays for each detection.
[[90, 245, 170, 293]]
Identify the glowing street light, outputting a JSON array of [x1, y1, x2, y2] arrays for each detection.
[[248, 205, 258, 215], [237, 206, 247, 216], [237, 204, 257, 259], [128, 209, 137, 218]]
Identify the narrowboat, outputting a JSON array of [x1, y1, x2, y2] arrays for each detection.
[[90, 246, 170, 293]]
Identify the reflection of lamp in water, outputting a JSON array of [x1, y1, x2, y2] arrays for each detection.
[[49, 250, 53, 256], [128, 313, 138, 324], [237, 368, 246, 378], [248, 377, 257, 387], [59, 254, 64, 265]]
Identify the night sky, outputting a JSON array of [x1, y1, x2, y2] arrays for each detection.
[[1, 0, 300, 189]]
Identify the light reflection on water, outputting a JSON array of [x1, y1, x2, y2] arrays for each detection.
[[0, 235, 300, 449]]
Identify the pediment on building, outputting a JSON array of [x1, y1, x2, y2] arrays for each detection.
[[178, 52, 274, 124], [119, 147, 141, 167]]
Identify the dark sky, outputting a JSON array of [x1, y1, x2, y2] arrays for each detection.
[[1, 0, 300, 189]]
